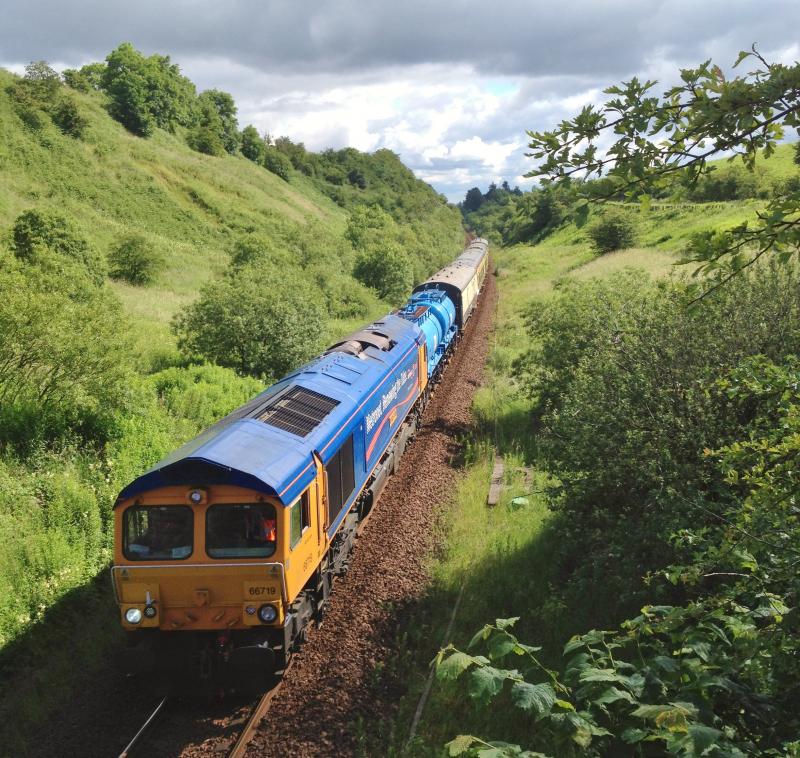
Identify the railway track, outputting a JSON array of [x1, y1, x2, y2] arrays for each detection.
[[118, 696, 169, 758], [117, 685, 281, 758], [226, 687, 280, 758]]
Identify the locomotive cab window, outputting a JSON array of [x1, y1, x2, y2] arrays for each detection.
[[206, 503, 277, 559], [290, 492, 310, 549], [124, 506, 193, 561]]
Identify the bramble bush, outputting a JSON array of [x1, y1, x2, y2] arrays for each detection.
[[586, 208, 636, 253], [108, 234, 165, 285]]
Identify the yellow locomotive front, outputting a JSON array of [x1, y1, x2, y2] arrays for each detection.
[[112, 480, 321, 690]]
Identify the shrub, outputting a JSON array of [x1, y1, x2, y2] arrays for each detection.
[[51, 95, 89, 138], [186, 90, 228, 156], [514, 264, 800, 625], [241, 125, 266, 164], [586, 207, 636, 253], [196, 89, 239, 154], [173, 264, 325, 380], [353, 244, 413, 303], [11, 209, 106, 286], [0, 268, 132, 447], [108, 234, 165, 285], [305, 262, 377, 319], [149, 364, 263, 430], [228, 233, 291, 269], [263, 148, 292, 181]]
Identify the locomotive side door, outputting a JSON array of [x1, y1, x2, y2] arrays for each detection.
[[312, 451, 328, 556]]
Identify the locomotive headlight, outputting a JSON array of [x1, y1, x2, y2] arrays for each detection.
[[125, 607, 143, 624], [257, 604, 277, 623], [143, 605, 157, 619]]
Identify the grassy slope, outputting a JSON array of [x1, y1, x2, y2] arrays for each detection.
[[0, 68, 369, 358], [370, 182, 790, 754]]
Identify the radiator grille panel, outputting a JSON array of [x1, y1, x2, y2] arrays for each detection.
[[256, 387, 340, 437]]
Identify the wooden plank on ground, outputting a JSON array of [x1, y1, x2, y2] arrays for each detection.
[[487, 454, 504, 506]]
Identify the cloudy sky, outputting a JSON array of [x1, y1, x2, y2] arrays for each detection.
[[2, 0, 798, 200]]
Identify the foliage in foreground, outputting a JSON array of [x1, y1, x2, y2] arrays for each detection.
[[438, 351, 800, 756]]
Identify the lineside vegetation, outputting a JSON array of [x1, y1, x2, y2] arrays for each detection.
[[429, 48, 800, 757]]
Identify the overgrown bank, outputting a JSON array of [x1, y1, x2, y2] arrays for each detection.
[[0, 47, 464, 751]]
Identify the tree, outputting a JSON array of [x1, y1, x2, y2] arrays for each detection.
[[196, 89, 239, 154], [241, 125, 266, 164], [102, 43, 196, 136], [344, 205, 397, 250], [503, 185, 571, 244], [187, 96, 225, 156], [263, 148, 292, 181], [20, 61, 61, 100], [108, 234, 165, 285], [172, 265, 324, 380], [63, 63, 105, 92], [353, 244, 413, 303], [526, 47, 800, 296], [462, 187, 484, 213]]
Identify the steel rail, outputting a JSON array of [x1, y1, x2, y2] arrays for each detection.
[[118, 695, 169, 758], [227, 687, 280, 758]]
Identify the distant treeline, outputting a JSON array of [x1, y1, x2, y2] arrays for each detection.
[[459, 146, 800, 248]]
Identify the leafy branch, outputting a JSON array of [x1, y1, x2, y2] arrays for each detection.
[[525, 47, 800, 293]]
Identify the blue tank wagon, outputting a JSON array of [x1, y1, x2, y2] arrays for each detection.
[[412, 237, 489, 329]]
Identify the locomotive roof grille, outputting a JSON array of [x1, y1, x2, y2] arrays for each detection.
[[255, 386, 340, 437]]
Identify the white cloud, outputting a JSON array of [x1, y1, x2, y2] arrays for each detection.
[[1, 0, 798, 200]]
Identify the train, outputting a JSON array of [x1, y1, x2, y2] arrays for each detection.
[[111, 238, 489, 690]]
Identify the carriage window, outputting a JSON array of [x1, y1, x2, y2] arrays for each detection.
[[124, 506, 193, 561], [290, 493, 310, 549], [206, 503, 277, 558]]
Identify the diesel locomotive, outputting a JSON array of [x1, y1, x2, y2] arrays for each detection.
[[111, 238, 489, 688]]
